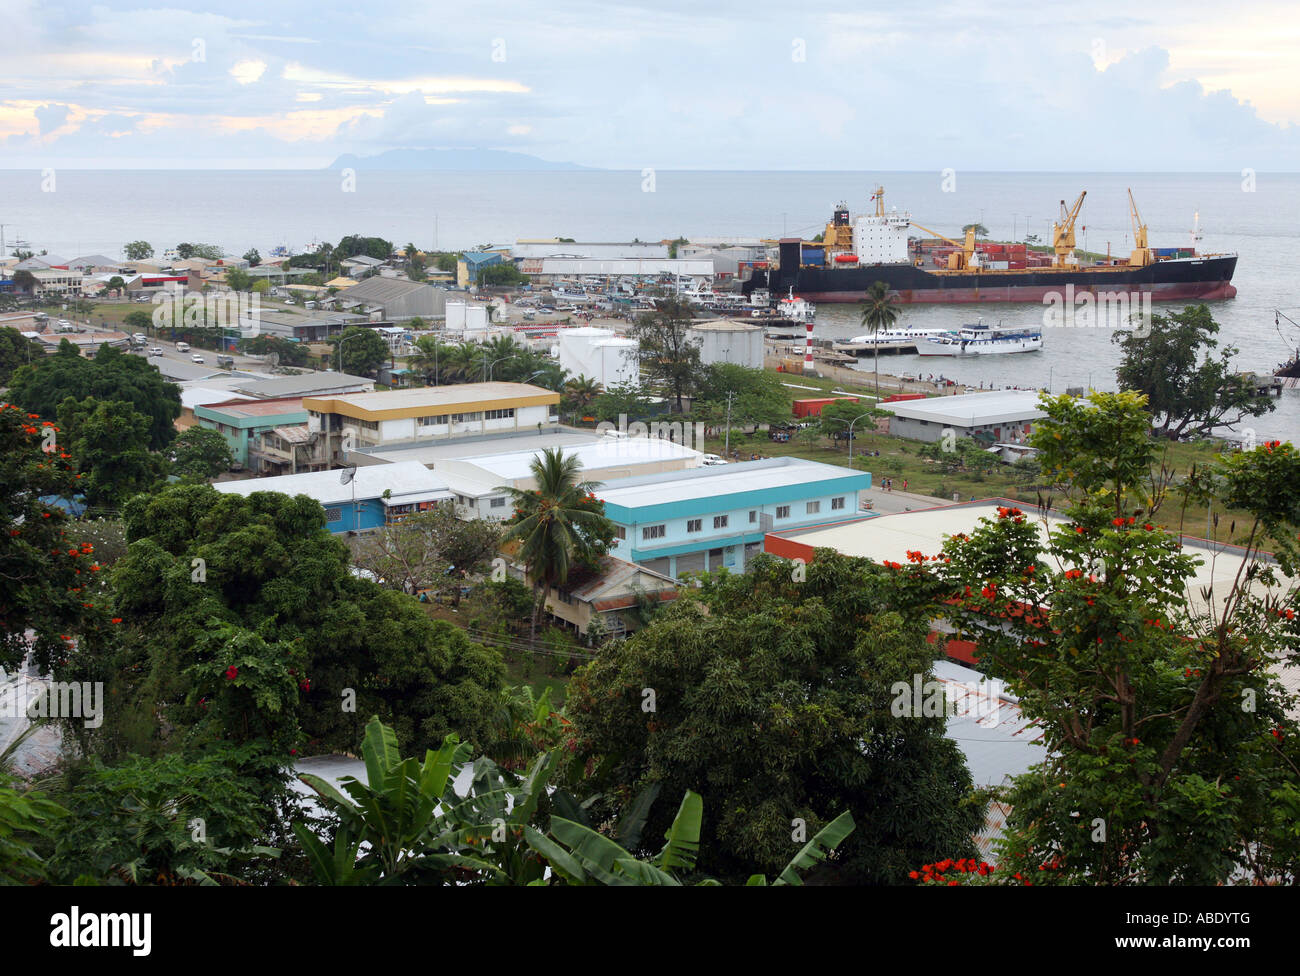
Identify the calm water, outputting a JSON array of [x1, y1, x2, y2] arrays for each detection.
[[2, 168, 1297, 439]]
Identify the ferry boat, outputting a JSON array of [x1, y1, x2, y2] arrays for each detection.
[[849, 325, 947, 344], [917, 321, 1043, 356], [776, 286, 815, 323]]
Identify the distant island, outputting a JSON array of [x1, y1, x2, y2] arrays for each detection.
[[327, 148, 595, 171]]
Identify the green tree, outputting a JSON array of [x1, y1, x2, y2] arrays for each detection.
[[479, 263, 527, 286], [334, 325, 389, 376], [1113, 304, 1275, 440], [962, 223, 989, 238], [563, 374, 604, 422], [352, 505, 501, 602], [337, 235, 393, 262], [11, 269, 37, 295], [911, 392, 1300, 884], [81, 485, 504, 760], [0, 404, 104, 671], [56, 396, 163, 507], [106, 275, 126, 294], [225, 268, 253, 292], [122, 309, 153, 335], [817, 399, 881, 454], [175, 243, 195, 259], [243, 248, 261, 268], [0, 327, 42, 384], [500, 448, 616, 642], [0, 775, 66, 884], [632, 298, 698, 412], [565, 551, 983, 883], [859, 280, 899, 399], [170, 425, 235, 481], [8, 341, 181, 450], [591, 382, 656, 424], [124, 241, 154, 261]]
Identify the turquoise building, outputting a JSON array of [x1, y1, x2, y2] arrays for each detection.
[[193, 396, 308, 468], [597, 457, 871, 579]]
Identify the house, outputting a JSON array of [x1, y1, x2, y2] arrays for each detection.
[[212, 460, 453, 533], [880, 390, 1046, 445], [249, 425, 330, 476], [524, 554, 679, 639], [341, 254, 385, 278], [597, 456, 872, 579], [178, 387, 255, 430], [303, 382, 562, 464]]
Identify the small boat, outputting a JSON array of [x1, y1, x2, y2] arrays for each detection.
[[917, 320, 1043, 356], [777, 287, 815, 323]]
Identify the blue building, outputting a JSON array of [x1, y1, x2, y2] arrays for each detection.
[[212, 461, 453, 533], [597, 457, 871, 578], [458, 250, 504, 286]]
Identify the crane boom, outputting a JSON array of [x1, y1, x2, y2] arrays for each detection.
[[1052, 191, 1086, 266], [909, 221, 977, 270]]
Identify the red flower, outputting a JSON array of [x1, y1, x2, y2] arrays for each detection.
[[111, 617, 122, 624], [224, 665, 239, 681]]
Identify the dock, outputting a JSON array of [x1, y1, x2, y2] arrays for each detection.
[[832, 341, 921, 356]]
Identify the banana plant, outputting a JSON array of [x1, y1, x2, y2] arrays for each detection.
[[526, 790, 856, 886], [294, 715, 558, 885]]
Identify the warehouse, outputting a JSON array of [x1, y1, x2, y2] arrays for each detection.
[[880, 390, 1045, 444], [332, 277, 447, 320]]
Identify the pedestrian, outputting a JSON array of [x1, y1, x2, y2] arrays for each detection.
[[902, 479, 908, 491]]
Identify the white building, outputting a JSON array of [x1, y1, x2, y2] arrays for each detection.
[[558, 326, 640, 388], [881, 390, 1046, 444]]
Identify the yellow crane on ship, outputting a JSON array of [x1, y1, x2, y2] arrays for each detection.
[[1127, 188, 1152, 267], [1052, 191, 1087, 267], [907, 219, 977, 270]]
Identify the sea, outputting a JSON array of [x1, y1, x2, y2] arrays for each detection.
[[1, 168, 1296, 441]]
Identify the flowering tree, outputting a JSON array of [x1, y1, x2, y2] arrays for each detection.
[[905, 392, 1300, 884]]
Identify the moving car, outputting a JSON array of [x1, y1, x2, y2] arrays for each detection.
[[701, 454, 727, 466], [191, 353, 205, 364], [148, 347, 163, 356]]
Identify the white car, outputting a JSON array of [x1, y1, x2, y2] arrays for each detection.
[[701, 454, 727, 466], [132, 333, 147, 343], [149, 347, 163, 356], [191, 353, 205, 364]]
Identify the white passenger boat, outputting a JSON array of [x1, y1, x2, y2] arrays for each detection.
[[917, 321, 1043, 356]]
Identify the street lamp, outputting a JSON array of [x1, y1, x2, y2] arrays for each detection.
[[830, 411, 876, 468], [484, 354, 514, 382], [336, 330, 368, 374]]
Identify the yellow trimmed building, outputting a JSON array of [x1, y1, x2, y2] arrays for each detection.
[[303, 381, 561, 461]]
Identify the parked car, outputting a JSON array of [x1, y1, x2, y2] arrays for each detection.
[[132, 332, 147, 343], [701, 454, 727, 466], [148, 347, 163, 356]]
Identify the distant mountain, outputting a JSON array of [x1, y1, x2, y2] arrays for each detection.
[[327, 148, 595, 172]]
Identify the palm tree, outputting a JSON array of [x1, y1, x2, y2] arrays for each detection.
[[407, 334, 449, 385], [859, 280, 900, 399], [499, 448, 606, 643], [563, 374, 604, 423], [442, 342, 480, 383]]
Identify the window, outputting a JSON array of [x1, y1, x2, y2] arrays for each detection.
[[713, 515, 728, 529], [489, 496, 507, 509], [614, 526, 626, 541], [418, 413, 448, 427], [452, 411, 482, 424], [776, 505, 790, 519], [484, 407, 515, 420], [832, 496, 845, 510], [749, 510, 757, 524], [806, 501, 821, 514], [642, 524, 666, 541], [349, 418, 379, 431], [324, 507, 342, 523], [687, 518, 702, 533]]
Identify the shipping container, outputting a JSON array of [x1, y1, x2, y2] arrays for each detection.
[[792, 397, 858, 418], [801, 246, 825, 267]]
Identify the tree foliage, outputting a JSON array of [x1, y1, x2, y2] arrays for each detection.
[[8, 341, 181, 450], [565, 552, 983, 883], [1113, 304, 1275, 440]]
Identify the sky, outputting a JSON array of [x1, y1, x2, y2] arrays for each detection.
[[1, 0, 1298, 170]]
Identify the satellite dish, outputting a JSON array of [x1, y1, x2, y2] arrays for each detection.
[[340, 464, 357, 485]]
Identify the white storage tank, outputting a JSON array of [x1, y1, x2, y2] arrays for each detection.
[[445, 300, 466, 331], [558, 326, 615, 383], [688, 320, 764, 369]]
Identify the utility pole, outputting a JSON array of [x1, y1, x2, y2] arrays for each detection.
[[723, 390, 735, 457]]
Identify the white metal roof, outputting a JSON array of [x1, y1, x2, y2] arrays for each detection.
[[458, 436, 702, 482], [598, 456, 862, 508], [213, 460, 451, 507], [882, 390, 1046, 426]]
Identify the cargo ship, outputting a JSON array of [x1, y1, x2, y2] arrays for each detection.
[[742, 188, 1237, 305]]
